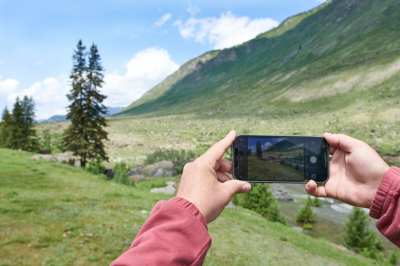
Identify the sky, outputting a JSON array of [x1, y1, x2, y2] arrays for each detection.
[[0, 0, 324, 120]]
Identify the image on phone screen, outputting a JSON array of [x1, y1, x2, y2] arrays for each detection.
[[233, 135, 329, 183]]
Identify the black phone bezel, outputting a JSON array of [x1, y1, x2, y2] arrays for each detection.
[[232, 134, 329, 184]]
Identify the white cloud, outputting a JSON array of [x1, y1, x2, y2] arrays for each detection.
[[155, 13, 172, 26], [175, 11, 279, 49], [34, 60, 44, 66], [6, 75, 70, 119], [173, 20, 182, 26], [0, 59, 4, 64], [102, 47, 179, 107], [129, 34, 138, 39], [0, 75, 19, 95], [187, 5, 200, 16]]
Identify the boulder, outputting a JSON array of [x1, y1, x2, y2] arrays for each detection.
[[225, 201, 237, 210], [31, 154, 55, 161], [150, 185, 176, 195], [272, 184, 294, 202], [128, 166, 144, 176], [143, 161, 175, 177], [104, 169, 115, 179], [53, 152, 76, 165]]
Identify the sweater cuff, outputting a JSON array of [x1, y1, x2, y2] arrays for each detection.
[[169, 197, 208, 229], [370, 167, 400, 219]]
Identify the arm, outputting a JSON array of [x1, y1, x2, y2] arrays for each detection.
[[370, 167, 400, 247], [111, 197, 211, 266], [111, 131, 251, 265]]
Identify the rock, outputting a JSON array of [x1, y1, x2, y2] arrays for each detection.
[[31, 154, 54, 161], [141, 210, 148, 214], [150, 185, 176, 195], [225, 201, 237, 210], [143, 161, 175, 177], [104, 169, 115, 179], [128, 166, 144, 176], [85, 232, 93, 237], [54, 152, 76, 165], [272, 184, 294, 202]]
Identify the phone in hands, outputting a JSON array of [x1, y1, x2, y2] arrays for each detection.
[[232, 135, 329, 184]]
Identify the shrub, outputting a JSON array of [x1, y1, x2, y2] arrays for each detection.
[[388, 251, 398, 265], [113, 162, 134, 186], [40, 129, 52, 154], [243, 184, 286, 225], [344, 207, 383, 257], [312, 197, 322, 207], [296, 196, 316, 223], [144, 149, 197, 175], [85, 161, 106, 176], [303, 223, 313, 230]]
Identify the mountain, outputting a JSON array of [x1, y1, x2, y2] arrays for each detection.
[[117, 0, 400, 117], [38, 106, 124, 123]]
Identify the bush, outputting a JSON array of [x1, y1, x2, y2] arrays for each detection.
[[113, 162, 134, 186], [296, 196, 316, 223], [344, 207, 383, 257], [243, 184, 286, 225], [39, 129, 52, 154], [303, 223, 313, 230], [312, 197, 322, 207], [145, 149, 197, 175], [388, 251, 398, 265], [85, 161, 106, 176]]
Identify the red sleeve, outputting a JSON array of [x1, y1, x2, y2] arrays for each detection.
[[369, 166, 400, 247], [110, 197, 212, 266]]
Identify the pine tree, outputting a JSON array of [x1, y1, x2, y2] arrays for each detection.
[[63, 40, 108, 167], [256, 140, 263, 159], [40, 129, 52, 154], [0, 107, 12, 147], [344, 207, 383, 255], [243, 184, 286, 225], [295, 196, 316, 224], [21, 96, 38, 151], [8, 97, 24, 149]]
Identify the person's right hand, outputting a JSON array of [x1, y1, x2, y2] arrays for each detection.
[[305, 133, 390, 208]]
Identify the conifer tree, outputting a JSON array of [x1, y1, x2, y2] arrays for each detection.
[[0, 107, 12, 147], [21, 96, 38, 151], [256, 140, 263, 159], [243, 184, 286, 225], [295, 196, 316, 224], [63, 40, 108, 167], [344, 207, 383, 255], [8, 97, 24, 149]]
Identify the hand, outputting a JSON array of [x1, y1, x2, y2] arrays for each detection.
[[177, 130, 251, 223], [305, 133, 390, 208]]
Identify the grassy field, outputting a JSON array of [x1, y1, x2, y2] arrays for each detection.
[[0, 148, 395, 266]]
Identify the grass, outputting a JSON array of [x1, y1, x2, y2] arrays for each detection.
[[0, 148, 396, 265]]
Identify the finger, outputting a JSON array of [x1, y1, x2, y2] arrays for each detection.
[[323, 133, 360, 153], [223, 180, 251, 196], [203, 130, 236, 162], [305, 180, 327, 197], [216, 171, 231, 183], [215, 158, 233, 174]]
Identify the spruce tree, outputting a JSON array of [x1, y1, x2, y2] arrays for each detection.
[[243, 184, 286, 225], [344, 207, 383, 255], [8, 97, 24, 149], [295, 196, 316, 224], [256, 140, 263, 159], [0, 107, 12, 147], [63, 40, 108, 167], [21, 96, 38, 151]]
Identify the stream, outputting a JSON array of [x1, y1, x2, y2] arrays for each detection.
[[276, 184, 396, 251]]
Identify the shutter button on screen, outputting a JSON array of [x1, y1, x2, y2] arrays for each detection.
[[310, 156, 317, 164]]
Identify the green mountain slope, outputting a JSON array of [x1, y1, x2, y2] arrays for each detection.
[[118, 0, 400, 118], [0, 148, 392, 265]]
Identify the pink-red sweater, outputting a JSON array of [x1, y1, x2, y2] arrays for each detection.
[[111, 167, 400, 266]]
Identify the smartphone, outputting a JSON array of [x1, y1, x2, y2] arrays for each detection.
[[232, 135, 329, 184]]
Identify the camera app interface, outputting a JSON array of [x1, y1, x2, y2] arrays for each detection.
[[242, 137, 327, 181]]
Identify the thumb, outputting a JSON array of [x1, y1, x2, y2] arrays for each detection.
[[223, 180, 251, 196]]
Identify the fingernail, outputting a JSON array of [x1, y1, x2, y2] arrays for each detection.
[[306, 183, 310, 189], [242, 183, 251, 192]]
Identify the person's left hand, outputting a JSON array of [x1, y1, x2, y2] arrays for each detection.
[[177, 130, 252, 223]]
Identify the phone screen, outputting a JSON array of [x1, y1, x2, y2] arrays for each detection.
[[233, 135, 329, 183]]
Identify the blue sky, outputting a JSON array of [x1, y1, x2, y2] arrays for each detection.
[[0, 0, 324, 119]]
